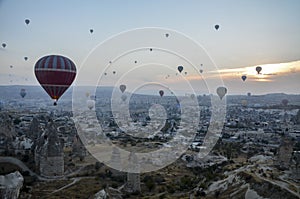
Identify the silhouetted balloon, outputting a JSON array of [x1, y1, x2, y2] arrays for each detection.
[[113, 71, 116, 74], [10, 65, 13, 68], [216, 86, 227, 100], [24, 57, 28, 61], [119, 84, 126, 93], [87, 99, 95, 110], [282, 99, 289, 106], [34, 54, 77, 106], [165, 33, 169, 37], [90, 29, 93, 33], [215, 24, 220, 30], [25, 19, 30, 25], [247, 92, 251, 97], [2, 43, 6, 48], [256, 66, 262, 74], [20, 89, 26, 98], [199, 69, 203, 73], [159, 90, 164, 97], [178, 66, 183, 73], [241, 75, 247, 81], [104, 72, 107, 75], [134, 60, 137, 64], [150, 48, 153, 51], [184, 71, 187, 75]]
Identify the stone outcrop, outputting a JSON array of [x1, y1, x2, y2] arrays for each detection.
[[0, 171, 23, 199]]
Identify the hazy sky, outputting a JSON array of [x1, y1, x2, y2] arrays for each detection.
[[0, 0, 299, 95]]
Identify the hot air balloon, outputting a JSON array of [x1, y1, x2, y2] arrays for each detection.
[[247, 92, 251, 97], [10, 65, 13, 68], [24, 57, 28, 61], [282, 99, 289, 106], [199, 69, 203, 73], [20, 89, 26, 98], [215, 24, 219, 30], [121, 94, 127, 101], [150, 48, 153, 51], [178, 66, 183, 73], [113, 71, 116, 74], [119, 84, 126, 93], [256, 66, 262, 74], [90, 29, 93, 33], [134, 60, 137, 64], [184, 71, 187, 75], [159, 90, 164, 97], [2, 43, 6, 48], [104, 72, 107, 76], [165, 33, 169, 37], [241, 75, 247, 81], [241, 100, 247, 107], [87, 99, 95, 110], [25, 19, 30, 25], [216, 86, 227, 100], [34, 54, 76, 105]]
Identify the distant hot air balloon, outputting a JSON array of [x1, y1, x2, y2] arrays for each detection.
[[247, 92, 251, 97], [241, 75, 247, 81], [121, 94, 127, 101], [24, 57, 28, 61], [10, 65, 13, 68], [215, 24, 220, 30], [2, 43, 6, 48], [20, 89, 26, 98], [256, 66, 262, 74], [113, 71, 116, 75], [150, 48, 153, 51], [178, 66, 183, 73], [165, 33, 169, 37], [90, 29, 93, 33], [199, 69, 203, 73], [216, 86, 227, 100], [104, 72, 107, 76], [184, 71, 187, 75], [119, 84, 126, 93], [134, 60, 137, 64], [34, 54, 77, 106], [241, 100, 247, 107], [282, 99, 289, 106], [159, 90, 164, 97], [87, 99, 95, 110], [25, 19, 30, 25]]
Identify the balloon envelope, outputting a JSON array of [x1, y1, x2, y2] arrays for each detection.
[[282, 99, 288, 106], [87, 99, 95, 110], [25, 19, 30, 25], [216, 86, 227, 100], [34, 55, 76, 105], [256, 66, 262, 74], [178, 66, 183, 73], [215, 24, 219, 30], [20, 89, 26, 98], [2, 43, 6, 48], [90, 29, 93, 33], [119, 84, 126, 93], [24, 57, 28, 61], [199, 69, 203, 73], [241, 75, 247, 81], [159, 90, 164, 97]]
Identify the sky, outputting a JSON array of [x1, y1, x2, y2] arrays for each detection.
[[0, 0, 299, 95]]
